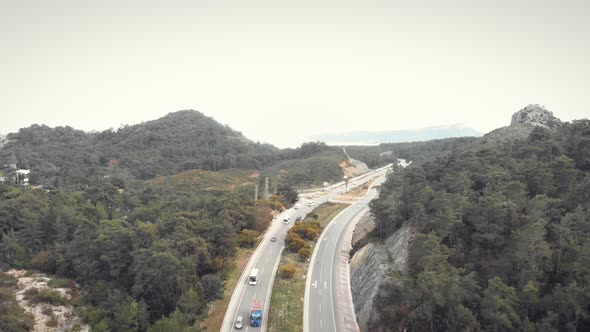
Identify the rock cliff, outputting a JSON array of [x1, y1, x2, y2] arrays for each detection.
[[470, 104, 562, 150], [350, 224, 413, 331], [510, 104, 562, 128]]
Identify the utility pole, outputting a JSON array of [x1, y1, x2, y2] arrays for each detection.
[[254, 184, 259, 203], [263, 177, 270, 200]]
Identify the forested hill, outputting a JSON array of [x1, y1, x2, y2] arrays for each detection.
[[0, 110, 279, 187], [369, 107, 590, 331]]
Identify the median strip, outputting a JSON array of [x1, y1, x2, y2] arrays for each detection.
[[267, 202, 348, 332]]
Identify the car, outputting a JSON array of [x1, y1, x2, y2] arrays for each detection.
[[235, 315, 243, 329], [271, 237, 277, 242], [296, 216, 302, 221], [282, 216, 291, 224], [308, 201, 314, 206]]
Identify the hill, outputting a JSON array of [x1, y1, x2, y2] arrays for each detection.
[[366, 105, 590, 331], [0, 110, 279, 188]]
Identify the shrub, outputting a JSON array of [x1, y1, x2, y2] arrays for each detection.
[[0, 272, 17, 288], [46, 314, 59, 327], [47, 278, 71, 289], [238, 229, 259, 248], [25, 288, 68, 305], [286, 234, 305, 252], [279, 264, 297, 279], [298, 247, 311, 261]]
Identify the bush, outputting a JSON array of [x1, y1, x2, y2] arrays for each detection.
[[47, 278, 70, 289], [0, 272, 17, 288], [238, 229, 259, 248], [279, 264, 297, 279], [297, 247, 311, 261], [286, 233, 305, 252], [24, 288, 68, 305]]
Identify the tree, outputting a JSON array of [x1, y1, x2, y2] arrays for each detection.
[[238, 229, 259, 247], [276, 183, 298, 204], [481, 277, 520, 332]]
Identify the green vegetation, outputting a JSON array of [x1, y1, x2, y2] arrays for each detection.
[[0, 166, 281, 331], [0, 271, 35, 332], [370, 121, 590, 331], [23, 287, 68, 305], [47, 278, 71, 289], [268, 202, 348, 332], [202, 247, 256, 331]]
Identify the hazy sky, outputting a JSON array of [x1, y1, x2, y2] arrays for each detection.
[[1, 0, 589, 147]]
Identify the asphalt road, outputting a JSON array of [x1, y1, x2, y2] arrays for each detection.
[[221, 165, 391, 332], [304, 172, 388, 332]]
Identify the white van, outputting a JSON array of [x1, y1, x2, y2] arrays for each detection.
[[282, 216, 291, 224], [248, 268, 259, 285]]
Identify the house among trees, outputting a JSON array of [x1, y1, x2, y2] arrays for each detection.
[[15, 169, 30, 185]]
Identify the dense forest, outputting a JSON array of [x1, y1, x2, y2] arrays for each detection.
[[0, 111, 281, 188], [0, 111, 395, 189], [370, 120, 590, 331], [0, 169, 281, 331]]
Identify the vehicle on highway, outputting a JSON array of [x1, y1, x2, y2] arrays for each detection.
[[296, 215, 302, 221], [283, 216, 291, 224], [307, 200, 314, 206], [271, 237, 276, 242], [235, 315, 243, 329], [248, 268, 259, 285], [250, 300, 263, 327], [294, 204, 300, 210]]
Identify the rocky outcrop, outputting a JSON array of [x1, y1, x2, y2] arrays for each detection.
[[340, 159, 370, 178], [350, 224, 413, 331], [510, 104, 562, 128], [468, 104, 562, 151]]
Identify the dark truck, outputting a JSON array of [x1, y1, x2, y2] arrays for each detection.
[[250, 300, 263, 327]]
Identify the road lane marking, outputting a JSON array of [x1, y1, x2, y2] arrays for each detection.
[[324, 281, 327, 289], [320, 320, 323, 329]]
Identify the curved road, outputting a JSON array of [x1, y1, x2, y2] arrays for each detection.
[[221, 165, 391, 332], [304, 171, 388, 332]]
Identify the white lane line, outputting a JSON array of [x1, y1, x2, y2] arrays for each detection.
[[324, 281, 327, 289], [320, 320, 323, 329]]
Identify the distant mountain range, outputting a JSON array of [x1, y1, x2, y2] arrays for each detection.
[[312, 124, 483, 145]]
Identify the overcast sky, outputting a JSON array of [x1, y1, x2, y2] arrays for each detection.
[[1, 0, 588, 147]]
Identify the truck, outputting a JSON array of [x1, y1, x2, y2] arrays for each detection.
[[248, 268, 259, 285], [250, 300, 263, 327]]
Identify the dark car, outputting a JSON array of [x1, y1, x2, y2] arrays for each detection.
[[296, 216, 302, 221]]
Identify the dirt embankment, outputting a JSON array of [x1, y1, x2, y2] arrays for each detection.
[[6, 269, 90, 332]]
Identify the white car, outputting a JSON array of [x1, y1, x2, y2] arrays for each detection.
[[235, 315, 243, 329]]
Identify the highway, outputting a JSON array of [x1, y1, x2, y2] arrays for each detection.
[[221, 165, 391, 332], [304, 171, 389, 332]]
